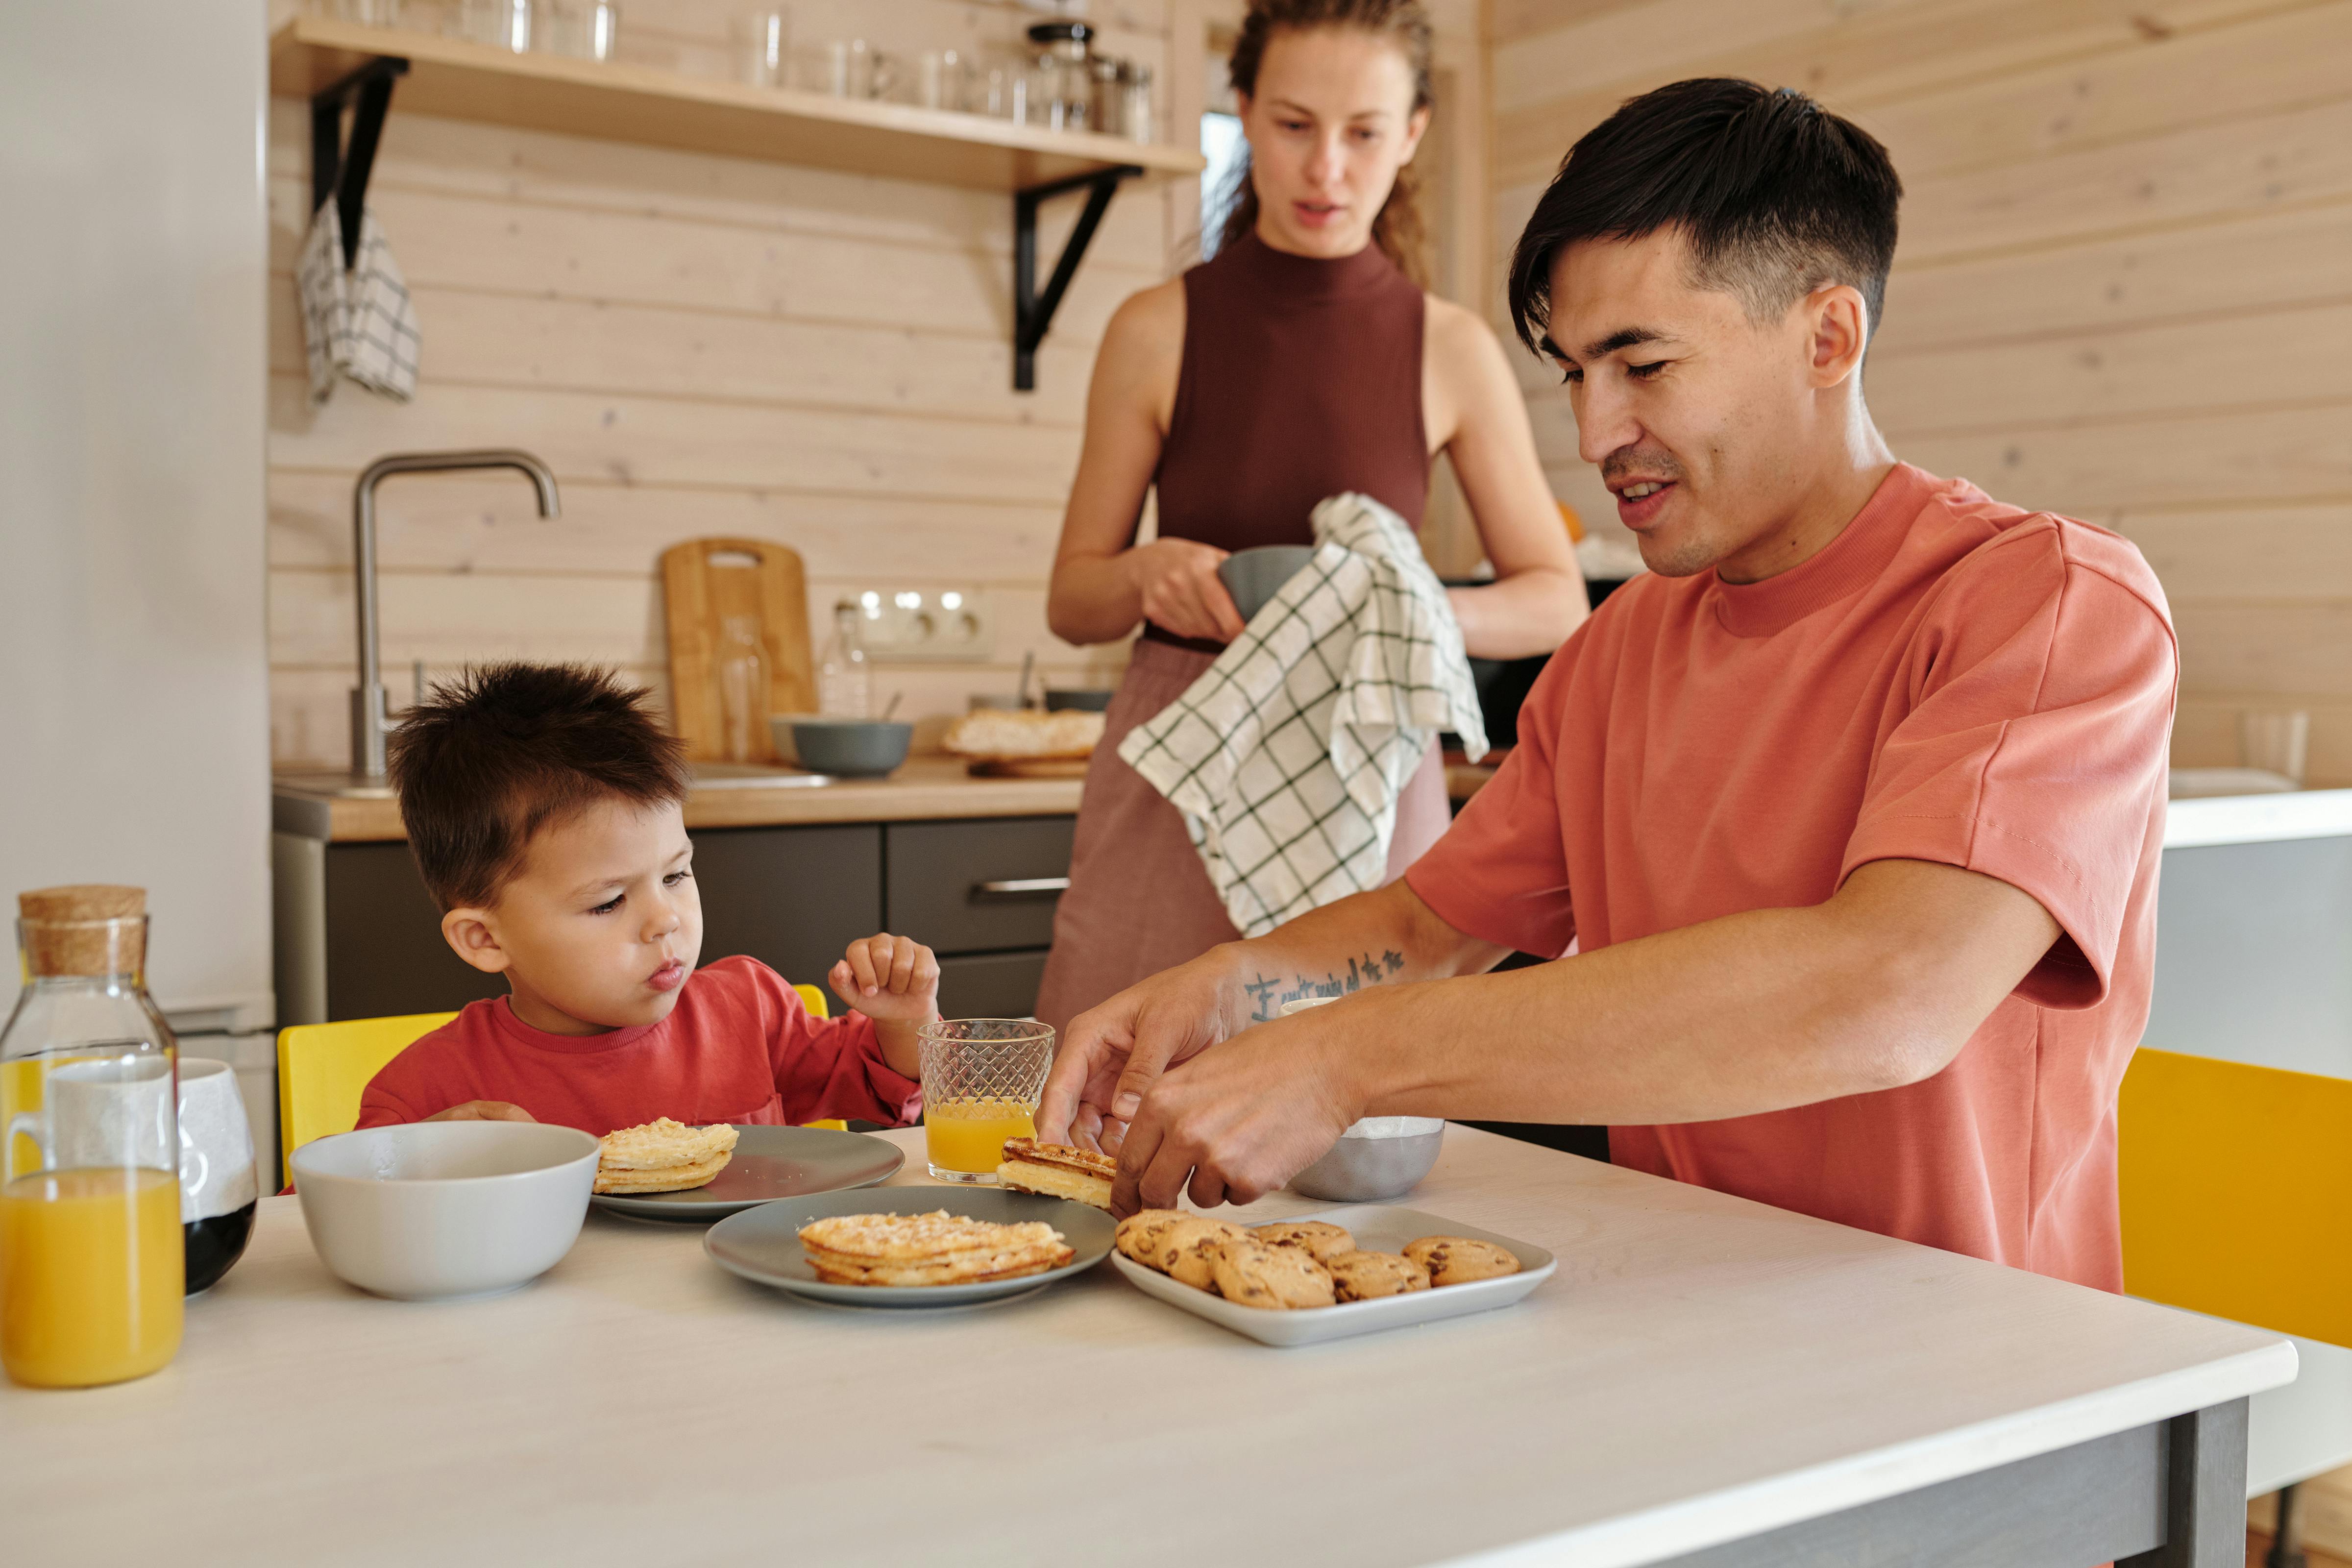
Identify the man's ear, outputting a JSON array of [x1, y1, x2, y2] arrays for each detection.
[[441, 906, 511, 976], [1804, 282, 1871, 390]]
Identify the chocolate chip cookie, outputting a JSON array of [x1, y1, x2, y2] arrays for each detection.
[[1325, 1249, 1431, 1301], [1251, 1220, 1355, 1265], [1210, 1237, 1337, 1310], [1153, 1217, 1246, 1289], [1402, 1235, 1521, 1286]]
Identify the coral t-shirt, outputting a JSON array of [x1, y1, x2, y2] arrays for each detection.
[[357, 955, 922, 1136], [1405, 464, 2176, 1290]]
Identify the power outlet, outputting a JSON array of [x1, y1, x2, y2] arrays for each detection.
[[834, 586, 995, 663]]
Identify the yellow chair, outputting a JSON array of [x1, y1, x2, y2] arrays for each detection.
[[2120, 1047, 2352, 1348], [276, 983, 844, 1184]]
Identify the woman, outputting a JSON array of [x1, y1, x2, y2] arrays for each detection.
[[1033, 0, 1586, 1035]]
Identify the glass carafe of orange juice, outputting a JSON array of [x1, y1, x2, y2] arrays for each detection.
[[0, 884, 184, 1388]]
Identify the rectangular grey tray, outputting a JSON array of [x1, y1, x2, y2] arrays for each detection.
[[1109, 1201, 1555, 1347]]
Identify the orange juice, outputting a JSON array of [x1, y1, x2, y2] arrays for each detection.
[[0, 1167, 183, 1388], [925, 1097, 1037, 1178]]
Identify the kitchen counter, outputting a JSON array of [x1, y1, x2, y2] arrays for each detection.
[[273, 755, 1086, 843], [3, 1124, 2287, 1566]]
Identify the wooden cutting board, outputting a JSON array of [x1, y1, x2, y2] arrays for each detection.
[[660, 538, 816, 764]]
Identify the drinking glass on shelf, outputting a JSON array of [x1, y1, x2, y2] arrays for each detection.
[[460, 0, 532, 51], [919, 1020, 1055, 1183], [542, 0, 617, 60], [2241, 710, 2311, 785], [979, 64, 1027, 123], [917, 49, 968, 112], [827, 38, 898, 100], [330, 0, 404, 26], [736, 8, 789, 88]]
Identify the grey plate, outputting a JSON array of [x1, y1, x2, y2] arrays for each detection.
[[1110, 1201, 1556, 1347], [589, 1125, 903, 1221], [704, 1186, 1115, 1309]]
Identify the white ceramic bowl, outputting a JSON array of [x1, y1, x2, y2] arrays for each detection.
[[292, 1122, 599, 1301]]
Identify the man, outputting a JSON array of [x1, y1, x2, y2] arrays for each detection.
[[1036, 78, 2177, 1291]]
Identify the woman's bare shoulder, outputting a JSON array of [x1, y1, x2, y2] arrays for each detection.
[[1107, 275, 1187, 351], [1422, 292, 1515, 376]]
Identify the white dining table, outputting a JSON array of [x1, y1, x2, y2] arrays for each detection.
[[1, 1124, 2292, 1566]]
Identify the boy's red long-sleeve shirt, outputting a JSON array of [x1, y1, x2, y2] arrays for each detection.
[[357, 956, 923, 1136]]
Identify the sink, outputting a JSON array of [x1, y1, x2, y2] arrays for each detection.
[[688, 763, 836, 790]]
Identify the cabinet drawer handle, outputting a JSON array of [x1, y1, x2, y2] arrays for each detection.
[[973, 877, 1071, 899]]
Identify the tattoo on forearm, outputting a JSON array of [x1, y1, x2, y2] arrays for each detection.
[[1244, 949, 1411, 1023]]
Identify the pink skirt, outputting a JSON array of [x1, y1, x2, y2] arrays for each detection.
[[1033, 637, 1452, 1037]]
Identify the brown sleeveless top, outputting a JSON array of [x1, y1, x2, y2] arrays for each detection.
[[1147, 232, 1428, 647]]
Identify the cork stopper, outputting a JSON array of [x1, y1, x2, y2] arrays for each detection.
[[17, 885, 147, 978]]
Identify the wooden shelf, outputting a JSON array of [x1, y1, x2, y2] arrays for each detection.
[[268, 15, 1205, 192]]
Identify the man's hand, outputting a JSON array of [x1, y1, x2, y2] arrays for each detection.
[[830, 932, 942, 1023], [1035, 949, 1242, 1153], [1110, 1004, 1365, 1214], [425, 1100, 536, 1123]]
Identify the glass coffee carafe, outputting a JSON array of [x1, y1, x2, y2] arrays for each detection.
[[0, 884, 183, 1388]]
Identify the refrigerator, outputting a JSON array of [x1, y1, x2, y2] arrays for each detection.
[[0, 1, 278, 1170]]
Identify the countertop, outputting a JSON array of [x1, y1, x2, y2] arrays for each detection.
[[273, 755, 1086, 842], [2, 1125, 2290, 1566]]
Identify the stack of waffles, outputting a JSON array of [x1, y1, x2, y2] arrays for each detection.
[[797, 1210, 1073, 1287], [594, 1118, 739, 1194]]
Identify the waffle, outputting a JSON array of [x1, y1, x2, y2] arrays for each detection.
[[940, 709, 1105, 760], [996, 1137, 1115, 1209], [798, 1210, 1073, 1287], [593, 1118, 739, 1194]]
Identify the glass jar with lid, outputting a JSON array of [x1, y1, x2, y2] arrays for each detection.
[[0, 884, 183, 1388], [1026, 20, 1093, 132]]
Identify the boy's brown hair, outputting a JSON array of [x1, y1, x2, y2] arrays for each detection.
[[389, 662, 690, 910]]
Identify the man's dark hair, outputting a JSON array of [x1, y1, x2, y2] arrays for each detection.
[[389, 662, 689, 910], [1507, 78, 1902, 357]]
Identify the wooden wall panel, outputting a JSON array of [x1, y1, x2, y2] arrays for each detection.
[[1492, 0, 2352, 783]]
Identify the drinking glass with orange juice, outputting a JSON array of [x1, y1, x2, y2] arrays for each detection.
[[918, 1020, 1054, 1183], [0, 886, 185, 1389]]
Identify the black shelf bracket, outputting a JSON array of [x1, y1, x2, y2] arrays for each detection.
[[311, 55, 410, 270], [1013, 164, 1140, 392]]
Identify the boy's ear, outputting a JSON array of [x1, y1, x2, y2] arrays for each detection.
[[441, 907, 512, 975]]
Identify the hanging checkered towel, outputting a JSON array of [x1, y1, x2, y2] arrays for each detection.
[[1120, 493, 1490, 938], [296, 201, 420, 406]]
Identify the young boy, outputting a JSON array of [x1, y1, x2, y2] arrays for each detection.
[[357, 662, 936, 1135]]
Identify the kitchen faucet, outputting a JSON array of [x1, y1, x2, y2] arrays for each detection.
[[349, 449, 560, 782]]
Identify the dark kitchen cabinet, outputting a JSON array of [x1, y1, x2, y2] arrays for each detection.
[[284, 815, 1069, 1025]]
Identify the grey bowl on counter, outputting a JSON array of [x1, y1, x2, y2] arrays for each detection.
[[785, 718, 913, 779], [1044, 688, 1114, 712], [765, 712, 824, 765], [1218, 544, 1318, 625], [291, 1121, 600, 1301], [1287, 1118, 1447, 1202]]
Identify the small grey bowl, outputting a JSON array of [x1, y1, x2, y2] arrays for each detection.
[[766, 712, 824, 765], [789, 719, 912, 779], [1217, 544, 1318, 625], [1044, 688, 1114, 712], [1286, 1119, 1446, 1203]]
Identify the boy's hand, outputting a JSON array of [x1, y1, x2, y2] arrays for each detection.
[[830, 933, 941, 1023], [425, 1100, 537, 1123]]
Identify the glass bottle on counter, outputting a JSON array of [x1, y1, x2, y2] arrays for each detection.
[[0, 884, 183, 1389], [817, 601, 872, 719], [715, 614, 769, 763]]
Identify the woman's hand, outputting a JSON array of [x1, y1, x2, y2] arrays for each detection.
[[1124, 538, 1249, 643]]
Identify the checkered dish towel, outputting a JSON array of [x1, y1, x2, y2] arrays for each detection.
[[1120, 493, 1490, 938], [296, 201, 421, 406]]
